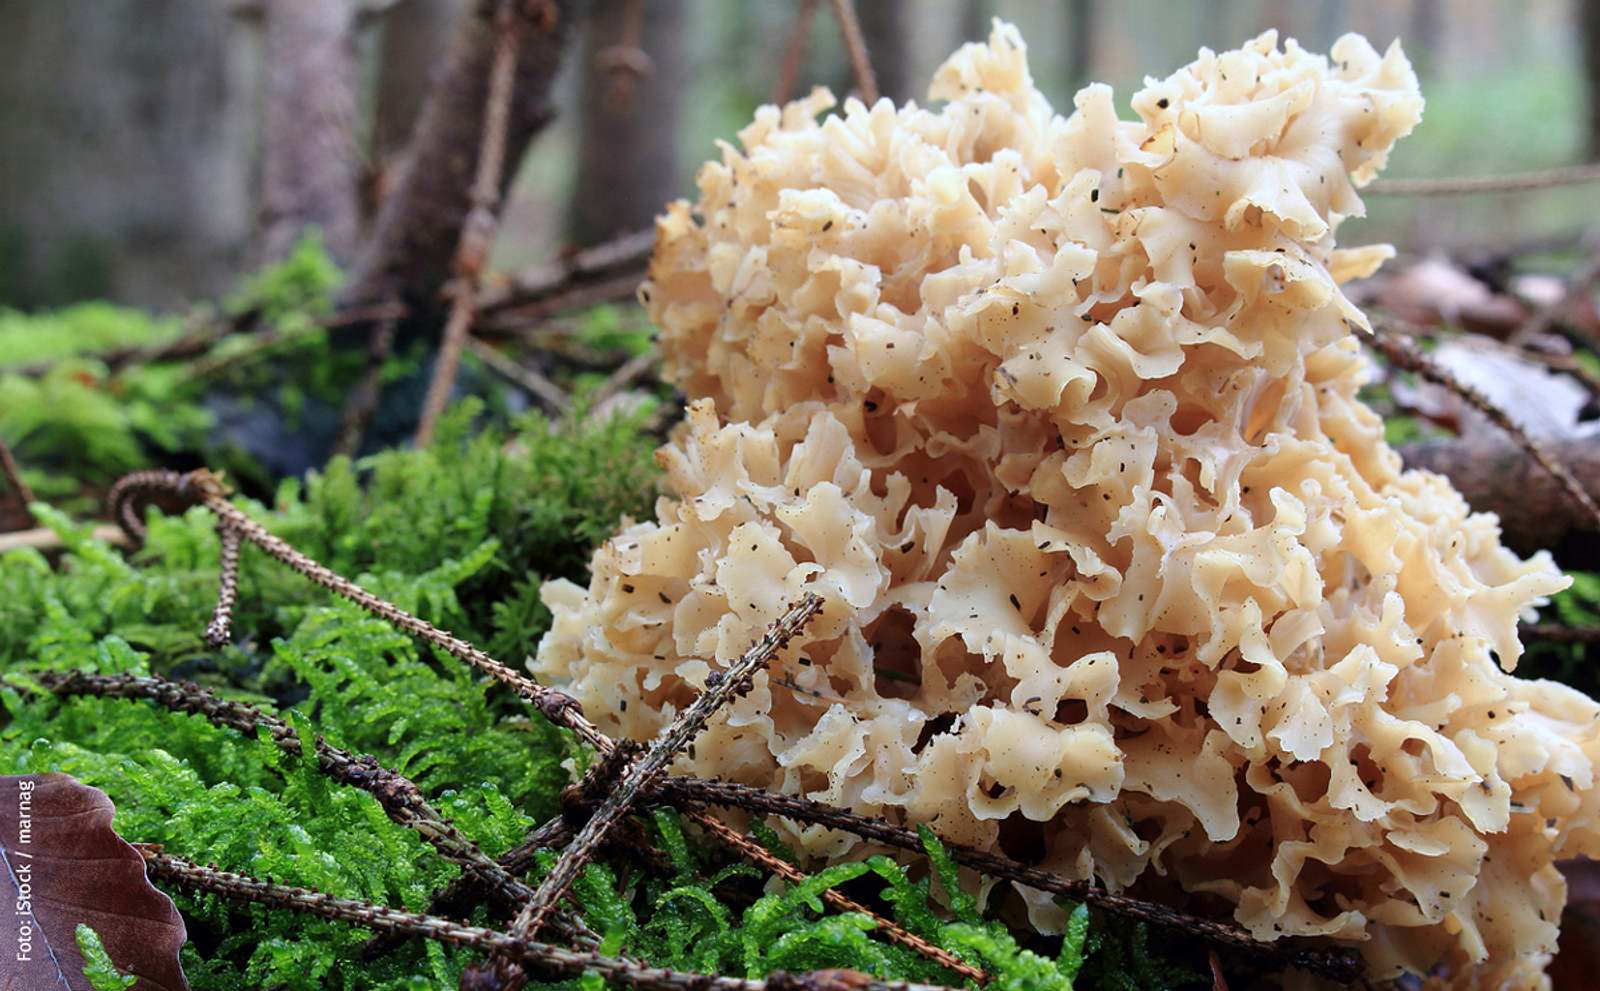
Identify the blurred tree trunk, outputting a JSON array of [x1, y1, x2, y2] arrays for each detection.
[[1407, 0, 1441, 77], [373, 0, 470, 167], [568, 0, 688, 246], [1584, 0, 1600, 159], [856, 0, 911, 104], [342, 0, 579, 318], [1063, 0, 1095, 94], [0, 0, 255, 309], [260, 0, 363, 265]]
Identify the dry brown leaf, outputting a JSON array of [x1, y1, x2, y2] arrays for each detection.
[[0, 773, 188, 991]]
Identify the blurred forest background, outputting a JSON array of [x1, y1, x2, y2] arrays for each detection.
[[2, 0, 1597, 310]]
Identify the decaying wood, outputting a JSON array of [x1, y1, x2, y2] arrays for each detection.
[[1401, 435, 1600, 559], [260, 0, 364, 264]]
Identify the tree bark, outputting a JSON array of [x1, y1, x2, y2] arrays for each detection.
[[1402, 436, 1600, 567], [855, 0, 911, 105], [373, 0, 471, 163], [568, 0, 688, 246], [0, 0, 255, 309], [260, 0, 363, 265], [340, 0, 579, 318]]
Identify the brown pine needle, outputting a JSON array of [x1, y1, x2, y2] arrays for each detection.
[[828, 0, 878, 104]]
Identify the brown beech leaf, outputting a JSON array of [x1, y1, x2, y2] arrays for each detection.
[[0, 773, 188, 991]]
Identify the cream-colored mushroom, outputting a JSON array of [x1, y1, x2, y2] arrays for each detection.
[[537, 22, 1597, 988]]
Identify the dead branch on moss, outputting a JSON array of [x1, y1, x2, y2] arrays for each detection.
[[37, 670, 588, 938], [105, 468, 610, 751], [475, 228, 653, 334], [141, 850, 957, 991], [332, 316, 398, 457], [477, 595, 825, 987], [98, 465, 1365, 984], [204, 522, 242, 648], [1364, 322, 1600, 534], [466, 336, 572, 413], [687, 810, 987, 985]]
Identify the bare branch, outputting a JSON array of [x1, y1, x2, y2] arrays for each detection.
[[485, 594, 823, 988], [686, 810, 986, 984], [141, 850, 957, 991], [204, 521, 242, 648], [466, 337, 572, 414], [1366, 162, 1600, 196], [39, 671, 559, 929], [0, 433, 34, 518], [828, 0, 878, 103], [1365, 322, 1600, 533], [105, 469, 609, 750]]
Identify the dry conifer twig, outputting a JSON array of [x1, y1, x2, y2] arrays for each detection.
[[1366, 161, 1600, 196], [477, 595, 825, 988], [414, 0, 532, 447], [1363, 321, 1600, 533], [140, 850, 956, 991], [332, 316, 398, 457], [687, 810, 987, 984], [204, 521, 243, 648], [37, 670, 579, 934], [828, 0, 878, 103], [105, 468, 611, 751]]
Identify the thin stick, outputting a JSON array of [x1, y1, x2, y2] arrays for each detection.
[[466, 336, 572, 413], [772, 0, 821, 104], [585, 347, 658, 409], [688, 810, 986, 984], [204, 522, 243, 648], [1366, 162, 1600, 196], [0, 434, 34, 515], [502, 596, 822, 944], [414, 0, 527, 447], [332, 317, 398, 458], [40, 671, 551, 926], [1363, 323, 1600, 533], [141, 850, 957, 991], [0, 524, 128, 554], [652, 778, 1362, 983], [828, 0, 878, 103], [105, 469, 610, 751], [1507, 241, 1600, 348]]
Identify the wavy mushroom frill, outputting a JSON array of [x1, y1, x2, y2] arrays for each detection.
[[536, 22, 1600, 989]]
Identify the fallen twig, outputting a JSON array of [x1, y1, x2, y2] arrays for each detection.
[[466, 337, 572, 413], [585, 346, 658, 409], [480, 596, 824, 987], [415, 0, 530, 447], [687, 810, 986, 984], [1507, 237, 1600, 349], [141, 850, 955, 991], [1364, 322, 1600, 534], [105, 468, 609, 751], [1367, 162, 1600, 196], [0, 524, 129, 554], [828, 0, 878, 103], [1522, 624, 1600, 644], [332, 316, 398, 457], [204, 521, 242, 648], [39, 670, 570, 933]]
